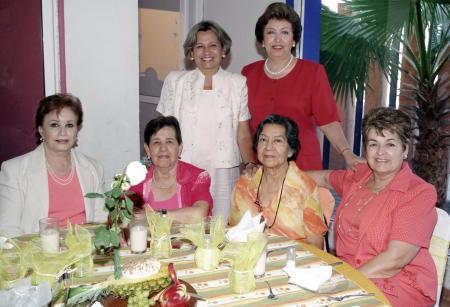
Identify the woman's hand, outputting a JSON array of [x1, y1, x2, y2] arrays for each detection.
[[242, 162, 259, 177], [342, 149, 366, 171]]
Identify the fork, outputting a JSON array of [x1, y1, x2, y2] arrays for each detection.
[[288, 282, 375, 302], [265, 281, 278, 300]]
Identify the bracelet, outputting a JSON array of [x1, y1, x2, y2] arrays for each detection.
[[340, 147, 351, 155], [244, 161, 257, 168]]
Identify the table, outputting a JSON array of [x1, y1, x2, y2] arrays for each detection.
[[45, 233, 391, 306]]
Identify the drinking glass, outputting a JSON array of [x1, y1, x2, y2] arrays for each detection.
[[39, 217, 60, 253], [247, 232, 268, 278]]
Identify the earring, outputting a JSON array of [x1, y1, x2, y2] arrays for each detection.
[[403, 154, 407, 159], [222, 54, 226, 58], [40, 137, 44, 142], [292, 43, 296, 47], [262, 43, 265, 48]]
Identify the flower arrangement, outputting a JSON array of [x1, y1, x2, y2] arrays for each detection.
[[85, 161, 147, 279]]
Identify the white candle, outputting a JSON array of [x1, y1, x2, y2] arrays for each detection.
[[41, 228, 60, 253], [130, 225, 147, 253], [253, 248, 267, 278]]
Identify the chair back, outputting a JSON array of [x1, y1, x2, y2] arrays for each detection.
[[430, 208, 450, 306], [319, 187, 335, 226], [318, 187, 335, 252]]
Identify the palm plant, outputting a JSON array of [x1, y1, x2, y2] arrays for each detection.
[[321, 0, 450, 208]]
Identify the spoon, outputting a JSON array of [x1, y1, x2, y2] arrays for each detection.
[[265, 281, 277, 300]]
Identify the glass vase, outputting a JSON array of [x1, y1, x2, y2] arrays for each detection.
[[229, 268, 255, 294]]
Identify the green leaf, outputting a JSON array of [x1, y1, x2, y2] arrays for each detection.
[[105, 198, 116, 211], [85, 192, 104, 199], [104, 190, 113, 198], [124, 195, 134, 213], [94, 226, 111, 249], [112, 186, 122, 198], [110, 231, 120, 248]]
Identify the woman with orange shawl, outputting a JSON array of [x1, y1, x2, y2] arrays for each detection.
[[229, 114, 327, 248]]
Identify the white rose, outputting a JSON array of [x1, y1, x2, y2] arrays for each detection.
[[125, 161, 147, 186]]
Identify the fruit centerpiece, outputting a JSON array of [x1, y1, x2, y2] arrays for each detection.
[[67, 257, 172, 306]]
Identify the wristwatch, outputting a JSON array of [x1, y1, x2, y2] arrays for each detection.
[[157, 208, 168, 216]]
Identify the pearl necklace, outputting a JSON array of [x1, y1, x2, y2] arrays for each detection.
[[264, 55, 294, 75], [47, 162, 75, 186]]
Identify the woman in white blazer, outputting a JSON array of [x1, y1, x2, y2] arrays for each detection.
[[0, 94, 107, 238], [157, 21, 256, 222]]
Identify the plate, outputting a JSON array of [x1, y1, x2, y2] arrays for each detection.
[[102, 280, 197, 307]]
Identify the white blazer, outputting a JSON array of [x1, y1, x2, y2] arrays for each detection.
[[157, 68, 251, 168], [0, 144, 107, 237]]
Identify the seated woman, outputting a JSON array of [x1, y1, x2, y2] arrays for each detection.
[[229, 114, 327, 248], [308, 107, 437, 306], [0, 94, 107, 237], [130, 116, 212, 224]]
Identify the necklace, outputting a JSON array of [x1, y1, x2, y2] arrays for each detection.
[[337, 181, 385, 234], [47, 160, 75, 186], [264, 54, 294, 75], [254, 166, 288, 229]]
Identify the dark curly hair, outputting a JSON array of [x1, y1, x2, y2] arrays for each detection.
[[254, 114, 300, 161]]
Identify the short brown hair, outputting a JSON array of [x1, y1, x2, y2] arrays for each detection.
[[255, 2, 302, 51], [362, 107, 412, 149], [35, 93, 83, 143], [183, 20, 232, 58]]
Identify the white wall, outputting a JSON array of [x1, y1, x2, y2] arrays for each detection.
[[203, 0, 278, 73], [64, 0, 140, 183]]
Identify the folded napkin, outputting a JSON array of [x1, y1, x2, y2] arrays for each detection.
[[0, 237, 13, 249], [283, 265, 332, 291], [226, 211, 266, 242]]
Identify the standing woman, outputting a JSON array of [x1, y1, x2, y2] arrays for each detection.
[[157, 21, 255, 221], [0, 94, 107, 237], [243, 2, 361, 170]]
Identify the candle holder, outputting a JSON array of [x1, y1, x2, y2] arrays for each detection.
[[130, 213, 148, 254], [195, 234, 220, 270]]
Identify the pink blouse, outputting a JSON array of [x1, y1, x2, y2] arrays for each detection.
[[48, 171, 86, 227], [330, 163, 437, 306]]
